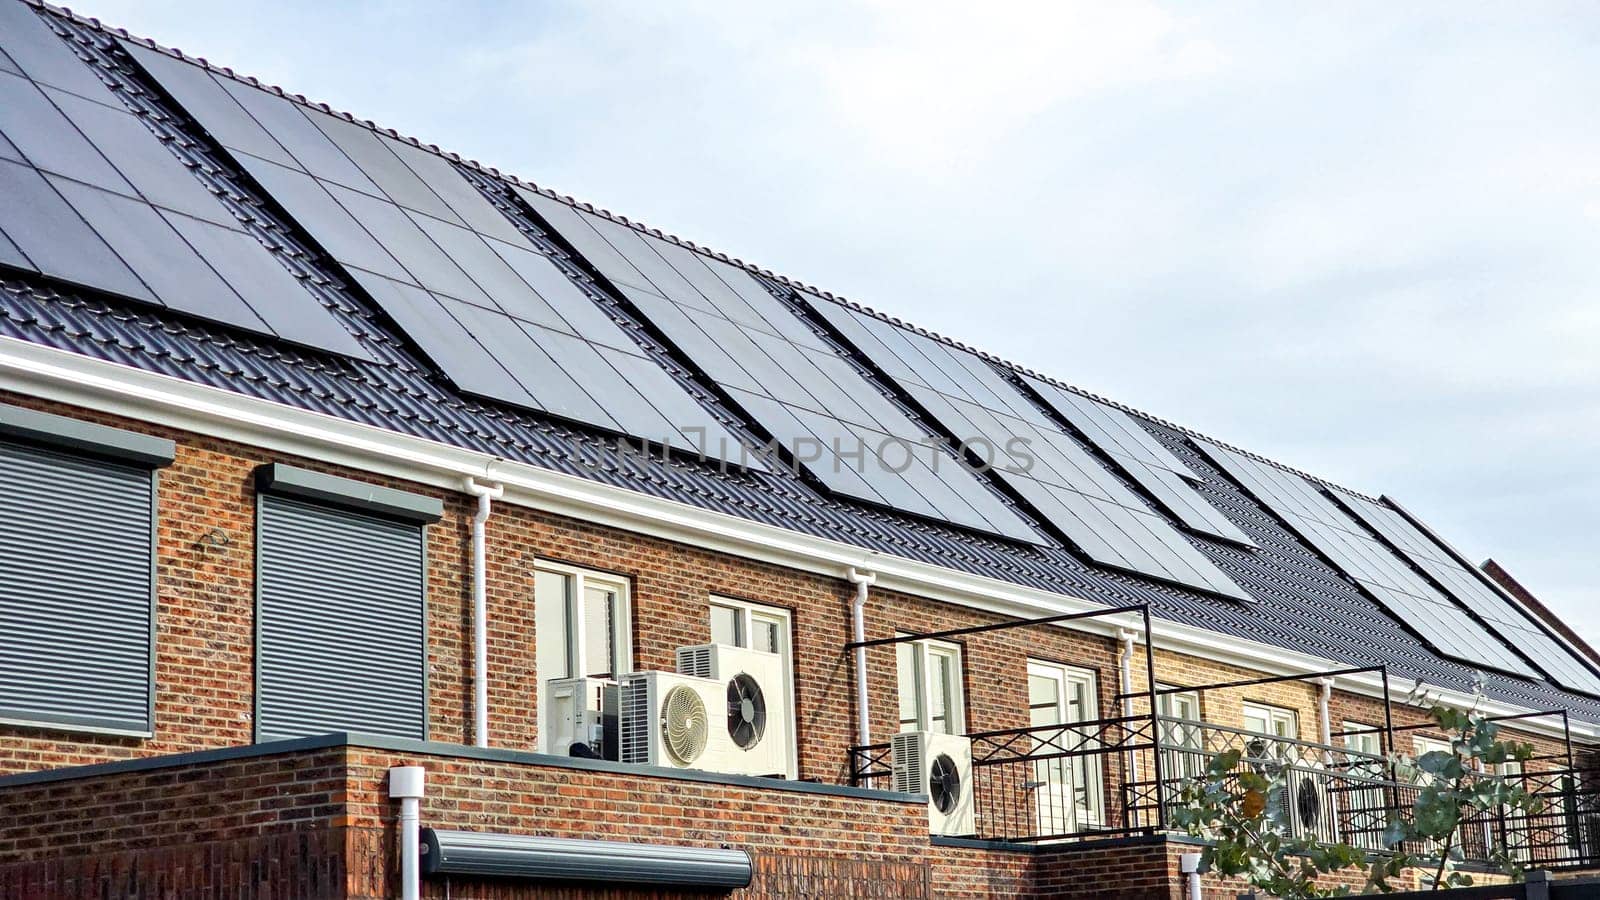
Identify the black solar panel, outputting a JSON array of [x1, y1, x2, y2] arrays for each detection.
[[0, 19, 367, 359], [1201, 441, 1540, 678], [522, 195, 1041, 542], [1025, 378, 1255, 546], [0, 158, 153, 301], [804, 296, 1249, 599], [1338, 494, 1600, 697], [126, 45, 745, 460], [0, 1, 108, 98]]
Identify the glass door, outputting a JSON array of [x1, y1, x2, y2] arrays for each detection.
[[1028, 661, 1103, 835], [1157, 688, 1205, 782]]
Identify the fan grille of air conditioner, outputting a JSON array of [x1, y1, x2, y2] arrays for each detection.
[[619, 674, 650, 764], [677, 646, 713, 679], [891, 733, 925, 795], [662, 684, 709, 764]]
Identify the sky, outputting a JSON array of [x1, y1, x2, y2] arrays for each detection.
[[82, 1, 1600, 643]]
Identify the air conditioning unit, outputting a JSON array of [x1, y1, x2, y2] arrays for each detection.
[[618, 670, 726, 769], [892, 731, 976, 837], [1285, 763, 1341, 845], [544, 677, 618, 759], [676, 643, 789, 778]]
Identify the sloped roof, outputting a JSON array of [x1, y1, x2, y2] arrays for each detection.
[[4, 0, 1597, 725]]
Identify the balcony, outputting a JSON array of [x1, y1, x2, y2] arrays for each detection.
[[850, 710, 1600, 871]]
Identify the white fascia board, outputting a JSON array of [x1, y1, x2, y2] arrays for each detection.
[[1, 337, 1592, 743]]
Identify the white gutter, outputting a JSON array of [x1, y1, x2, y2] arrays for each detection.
[[846, 567, 877, 749], [1318, 677, 1334, 764], [464, 477, 504, 748], [2, 338, 1591, 743], [390, 766, 426, 900], [1119, 628, 1142, 786]]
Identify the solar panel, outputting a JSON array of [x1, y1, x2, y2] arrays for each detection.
[[0, 1, 109, 99], [0, 158, 153, 301], [0, 72, 133, 192], [1199, 441, 1539, 677], [46, 86, 232, 227], [47, 176, 270, 330], [802, 296, 1248, 598], [122, 42, 298, 169], [128, 49, 745, 460], [1339, 494, 1600, 697], [0, 226, 28, 270], [521, 196, 1041, 541], [0, 25, 368, 359], [1025, 378, 1254, 546]]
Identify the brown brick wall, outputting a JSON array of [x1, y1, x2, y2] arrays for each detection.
[[0, 747, 348, 860], [0, 830, 347, 900]]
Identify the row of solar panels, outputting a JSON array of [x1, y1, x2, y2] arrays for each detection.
[[1, 5, 1596, 698]]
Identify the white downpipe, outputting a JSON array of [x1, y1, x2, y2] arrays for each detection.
[[1179, 852, 1203, 900], [464, 477, 504, 749], [1318, 677, 1334, 763], [846, 567, 877, 749], [1119, 628, 1142, 786], [390, 766, 426, 900]]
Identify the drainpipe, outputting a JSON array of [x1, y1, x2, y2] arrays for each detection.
[[390, 766, 426, 900], [1179, 851, 1203, 900], [1119, 628, 1142, 786], [464, 477, 504, 749], [846, 567, 877, 749], [1318, 677, 1334, 764]]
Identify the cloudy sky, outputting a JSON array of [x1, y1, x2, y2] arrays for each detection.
[[86, 1, 1600, 641]]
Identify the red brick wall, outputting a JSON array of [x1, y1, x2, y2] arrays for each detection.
[[0, 747, 348, 860], [0, 742, 962, 899]]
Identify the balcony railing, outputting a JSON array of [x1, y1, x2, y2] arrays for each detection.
[[850, 715, 1600, 869]]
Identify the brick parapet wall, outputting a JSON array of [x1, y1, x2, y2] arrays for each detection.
[[0, 746, 349, 860], [0, 740, 966, 899]]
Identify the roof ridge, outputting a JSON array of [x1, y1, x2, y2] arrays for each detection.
[[35, 0, 1378, 504]]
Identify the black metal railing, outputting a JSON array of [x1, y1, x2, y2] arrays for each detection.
[[850, 715, 1600, 869]]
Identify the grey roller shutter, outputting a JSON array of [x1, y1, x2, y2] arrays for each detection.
[[257, 493, 427, 741], [0, 441, 155, 734]]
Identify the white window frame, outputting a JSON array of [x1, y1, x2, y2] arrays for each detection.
[[534, 560, 633, 751], [1029, 659, 1106, 831], [896, 636, 965, 735], [1243, 701, 1299, 739], [1342, 721, 1384, 758], [707, 595, 798, 778], [1157, 685, 1205, 781]]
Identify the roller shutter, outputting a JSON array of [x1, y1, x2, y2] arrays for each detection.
[[0, 440, 155, 734], [256, 492, 427, 741]]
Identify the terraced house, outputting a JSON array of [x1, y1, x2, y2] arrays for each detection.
[[0, 2, 1597, 897]]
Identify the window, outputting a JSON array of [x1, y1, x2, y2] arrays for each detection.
[[709, 598, 784, 654], [535, 561, 632, 749], [0, 406, 174, 736], [705, 596, 796, 777], [1342, 722, 1383, 758], [1029, 661, 1104, 832], [255, 464, 438, 741], [1242, 702, 1299, 760], [1409, 735, 1453, 784], [896, 637, 964, 735], [1158, 686, 1205, 781]]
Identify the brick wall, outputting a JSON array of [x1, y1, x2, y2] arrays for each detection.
[[0, 740, 958, 900]]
